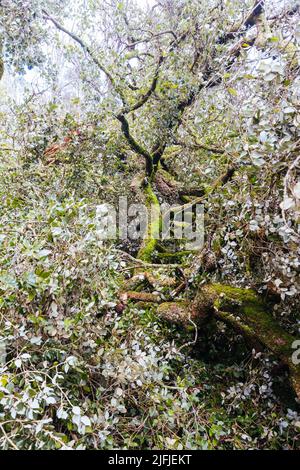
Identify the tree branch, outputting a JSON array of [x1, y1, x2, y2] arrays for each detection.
[[123, 55, 164, 115], [116, 113, 153, 175], [42, 9, 126, 104]]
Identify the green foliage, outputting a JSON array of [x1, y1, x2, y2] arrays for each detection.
[[0, 0, 299, 451]]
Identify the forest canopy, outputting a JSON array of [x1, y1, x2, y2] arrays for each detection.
[[0, 0, 299, 450]]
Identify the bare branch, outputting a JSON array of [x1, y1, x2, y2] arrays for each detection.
[[124, 30, 177, 49]]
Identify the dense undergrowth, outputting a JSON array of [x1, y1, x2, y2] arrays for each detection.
[[0, 0, 300, 451], [0, 160, 299, 450]]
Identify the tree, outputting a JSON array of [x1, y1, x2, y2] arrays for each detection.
[[2, 0, 300, 391], [0, 0, 299, 448]]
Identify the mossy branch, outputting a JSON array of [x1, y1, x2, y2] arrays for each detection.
[[156, 284, 300, 399], [136, 184, 161, 262]]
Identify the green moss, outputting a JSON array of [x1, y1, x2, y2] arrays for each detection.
[[180, 195, 192, 203], [156, 168, 177, 186], [201, 283, 300, 398], [137, 184, 160, 262], [137, 239, 157, 263], [156, 250, 193, 261], [212, 284, 258, 302], [157, 301, 191, 326], [211, 284, 295, 357], [203, 184, 213, 195], [212, 237, 221, 254], [144, 183, 159, 206]]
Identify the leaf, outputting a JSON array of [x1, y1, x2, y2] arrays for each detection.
[[72, 414, 81, 426], [228, 88, 238, 96], [283, 107, 296, 114], [14, 359, 22, 368], [81, 415, 91, 426], [36, 249, 52, 259], [49, 302, 58, 318], [45, 396, 56, 405], [51, 227, 63, 236], [0, 273, 18, 289], [251, 152, 266, 166], [29, 399, 40, 409], [20, 353, 31, 360], [293, 182, 300, 199], [249, 220, 259, 232], [259, 131, 268, 143], [30, 336, 42, 345], [269, 36, 279, 42], [280, 198, 295, 210], [72, 406, 81, 415], [57, 408, 68, 419]]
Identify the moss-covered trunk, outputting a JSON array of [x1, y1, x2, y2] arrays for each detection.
[[122, 280, 300, 399], [157, 284, 300, 399], [136, 183, 161, 262]]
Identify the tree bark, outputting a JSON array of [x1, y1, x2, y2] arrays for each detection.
[[157, 284, 300, 399], [121, 281, 300, 399]]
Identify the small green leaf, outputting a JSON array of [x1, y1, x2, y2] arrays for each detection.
[[228, 88, 238, 96]]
